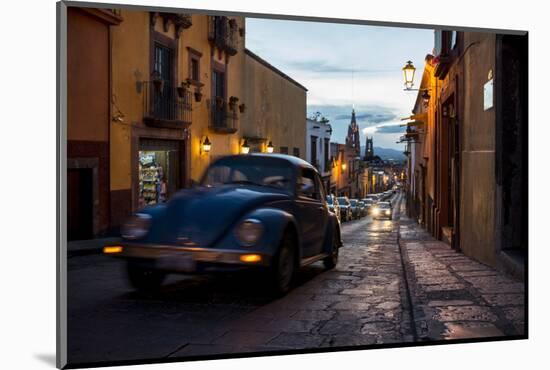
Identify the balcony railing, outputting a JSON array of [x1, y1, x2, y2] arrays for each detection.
[[143, 81, 192, 128], [208, 16, 238, 56], [209, 98, 238, 134]]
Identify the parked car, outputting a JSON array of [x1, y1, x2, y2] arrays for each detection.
[[326, 194, 341, 221], [337, 196, 352, 222], [349, 199, 361, 219], [358, 200, 367, 217], [372, 201, 393, 220], [104, 154, 343, 295]]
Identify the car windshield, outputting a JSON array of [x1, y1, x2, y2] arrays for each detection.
[[350, 199, 357, 206], [202, 157, 293, 191], [378, 202, 391, 209], [326, 196, 333, 204], [337, 197, 349, 205]]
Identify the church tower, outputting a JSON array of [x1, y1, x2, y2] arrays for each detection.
[[365, 136, 374, 160], [345, 109, 361, 156]]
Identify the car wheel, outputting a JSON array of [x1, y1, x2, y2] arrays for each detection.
[[270, 232, 297, 295], [323, 230, 339, 270], [127, 261, 166, 293]]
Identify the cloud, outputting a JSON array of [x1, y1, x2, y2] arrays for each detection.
[[309, 104, 398, 126], [333, 111, 398, 124], [287, 60, 393, 74], [374, 124, 406, 134]]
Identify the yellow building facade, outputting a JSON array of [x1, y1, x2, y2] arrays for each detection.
[[108, 10, 307, 226], [110, 11, 247, 225], [242, 50, 307, 158]]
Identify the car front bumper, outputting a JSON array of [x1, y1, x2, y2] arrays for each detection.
[[104, 243, 272, 272]]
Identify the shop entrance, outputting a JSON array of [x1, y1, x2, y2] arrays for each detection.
[[138, 139, 183, 207]]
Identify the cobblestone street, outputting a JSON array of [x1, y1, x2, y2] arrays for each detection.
[[67, 193, 525, 365]]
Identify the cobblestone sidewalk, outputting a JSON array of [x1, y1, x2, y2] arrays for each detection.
[[399, 213, 526, 341]]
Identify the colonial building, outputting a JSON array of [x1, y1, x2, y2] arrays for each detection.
[[109, 11, 249, 227], [306, 115, 332, 191], [405, 30, 527, 279], [329, 143, 347, 196], [64, 8, 308, 236], [67, 8, 122, 240], [242, 49, 307, 159]]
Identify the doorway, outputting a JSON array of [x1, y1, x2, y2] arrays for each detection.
[[138, 138, 184, 207], [496, 34, 528, 268], [440, 96, 460, 250], [67, 168, 94, 241]]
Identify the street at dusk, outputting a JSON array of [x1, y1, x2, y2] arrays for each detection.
[[67, 192, 524, 365], [62, 6, 527, 368]]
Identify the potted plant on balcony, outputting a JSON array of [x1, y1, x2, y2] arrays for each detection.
[[194, 86, 203, 102], [177, 81, 190, 98], [238, 103, 246, 113], [215, 96, 224, 109], [229, 96, 239, 111]]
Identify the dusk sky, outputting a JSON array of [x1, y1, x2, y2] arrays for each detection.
[[245, 18, 434, 151]]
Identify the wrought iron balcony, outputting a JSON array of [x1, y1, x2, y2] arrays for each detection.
[[151, 12, 192, 38], [142, 81, 192, 128], [208, 16, 239, 56], [209, 98, 238, 134]]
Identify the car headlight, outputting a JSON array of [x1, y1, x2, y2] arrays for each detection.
[[372, 208, 380, 215], [121, 213, 152, 240], [235, 219, 264, 246]]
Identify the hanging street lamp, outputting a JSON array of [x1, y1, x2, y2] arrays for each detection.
[[402, 61, 416, 90]]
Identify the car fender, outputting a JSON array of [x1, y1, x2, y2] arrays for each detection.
[[211, 207, 302, 260]]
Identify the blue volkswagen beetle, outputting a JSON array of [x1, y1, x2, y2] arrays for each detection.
[[105, 154, 343, 295]]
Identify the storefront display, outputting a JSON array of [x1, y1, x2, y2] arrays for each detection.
[[138, 139, 182, 207]]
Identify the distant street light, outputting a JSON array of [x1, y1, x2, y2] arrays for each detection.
[[402, 61, 416, 90]]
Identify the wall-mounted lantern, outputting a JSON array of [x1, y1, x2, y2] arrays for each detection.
[[201, 136, 211, 154], [266, 141, 274, 153], [241, 139, 250, 154], [421, 90, 431, 105], [402, 61, 416, 90], [341, 163, 347, 173]]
